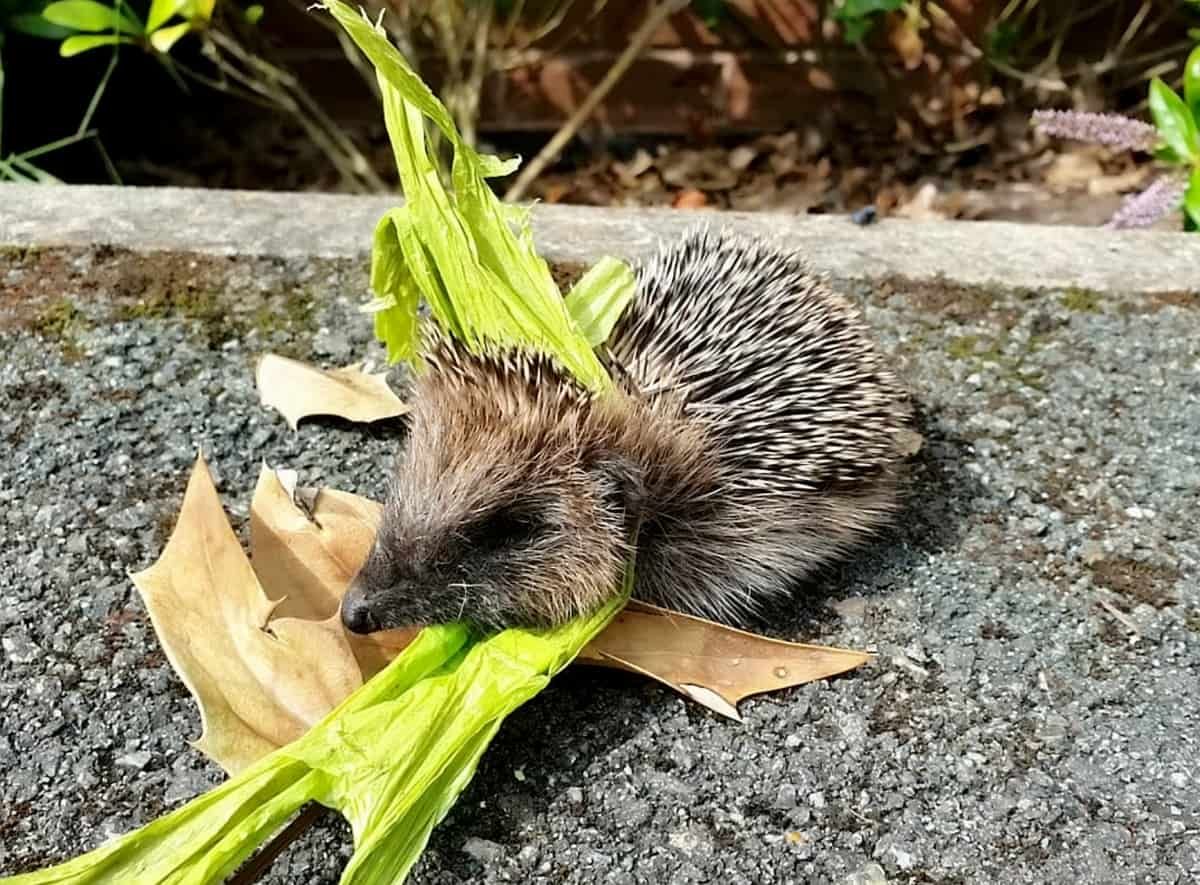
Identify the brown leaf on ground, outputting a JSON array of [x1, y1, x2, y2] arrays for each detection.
[[248, 466, 417, 680], [247, 471, 872, 720], [130, 455, 365, 774], [888, 18, 925, 71], [255, 354, 409, 431], [894, 182, 946, 220], [673, 188, 709, 209], [660, 149, 740, 191], [138, 458, 872, 769], [612, 148, 655, 186], [1043, 150, 1104, 192], [577, 600, 872, 721]]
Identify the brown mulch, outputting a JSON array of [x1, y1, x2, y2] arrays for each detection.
[[111, 95, 1172, 231], [520, 108, 1168, 230]]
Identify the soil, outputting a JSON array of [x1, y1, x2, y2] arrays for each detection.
[[105, 96, 1175, 231]]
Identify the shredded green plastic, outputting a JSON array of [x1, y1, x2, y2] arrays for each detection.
[[4, 591, 626, 884], [341, 0, 635, 388], [2, 3, 637, 882]]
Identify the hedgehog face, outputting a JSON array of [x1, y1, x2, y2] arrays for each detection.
[[341, 466, 628, 633], [340, 344, 642, 635]]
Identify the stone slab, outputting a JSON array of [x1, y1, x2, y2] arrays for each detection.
[[2, 183, 1199, 295]]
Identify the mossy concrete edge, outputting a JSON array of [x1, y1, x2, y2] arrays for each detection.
[[2, 183, 1199, 296]]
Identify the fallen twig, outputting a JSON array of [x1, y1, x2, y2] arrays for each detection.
[[504, 0, 689, 202]]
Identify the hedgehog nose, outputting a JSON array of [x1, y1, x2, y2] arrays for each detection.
[[341, 580, 381, 635]]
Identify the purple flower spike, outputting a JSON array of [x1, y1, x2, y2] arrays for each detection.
[[1104, 175, 1186, 230], [1032, 109, 1160, 152]]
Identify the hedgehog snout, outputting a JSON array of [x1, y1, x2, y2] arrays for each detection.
[[340, 577, 382, 634]]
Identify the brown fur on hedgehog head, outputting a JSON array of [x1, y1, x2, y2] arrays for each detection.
[[339, 334, 713, 634]]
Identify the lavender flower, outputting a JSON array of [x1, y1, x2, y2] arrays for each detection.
[[1104, 175, 1186, 229], [1032, 109, 1160, 152]]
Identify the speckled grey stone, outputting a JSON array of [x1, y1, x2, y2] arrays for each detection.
[[1, 234, 1198, 885]]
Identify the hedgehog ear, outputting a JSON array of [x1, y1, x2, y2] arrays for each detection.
[[592, 455, 645, 526]]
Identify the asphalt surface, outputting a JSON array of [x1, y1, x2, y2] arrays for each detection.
[[1, 245, 1198, 885]]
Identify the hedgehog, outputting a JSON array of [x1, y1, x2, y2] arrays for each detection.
[[340, 228, 911, 635]]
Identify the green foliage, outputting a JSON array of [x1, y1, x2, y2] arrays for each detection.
[[983, 21, 1019, 64], [1185, 34, 1200, 229], [563, 256, 637, 349], [1185, 44, 1200, 123], [690, 0, 725, 30], [1149, 76, 1199, 164], [1187, 167, 1200, 231], [42, 0, 141, 35], [0, 0, 262, 185], [36, 0, 224, 57], [0, 0, 120, 184], [2, 0, 71, 39], [833, 0, 903, 45], [1147, 71, 1200, 229], [337, 0, 633, 389]]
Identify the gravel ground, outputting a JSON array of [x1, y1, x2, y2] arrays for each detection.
[[1, 245, 1198, 885]]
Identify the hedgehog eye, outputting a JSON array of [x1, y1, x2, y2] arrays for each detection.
[[467, 506, 542, 553]]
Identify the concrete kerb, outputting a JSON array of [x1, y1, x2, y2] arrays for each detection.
[[2, 183, 1199, 296]]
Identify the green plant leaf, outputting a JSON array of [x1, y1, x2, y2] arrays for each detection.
[[1149, 77, 1199, 163], [148, 19, 189, 52], [42, 0, 141, 34], [188, 0, 214, 23], [1153, 143, 1183, 165], [326, 0, 627, 392], [369, 208, 424, 362], [146, 0, 186, 31], [564, 256, 637, 349], [243, 3, 262, 24], [984, 21, 1018, 64], [1185, 167, 1200, 231], [833, 0, 903, 44], [691, 0, 725, 29], [1185, 45, 1200, 122], [58, 31, 132, 55], [476, 152, 519, 178], [7, 12, 74, 38]]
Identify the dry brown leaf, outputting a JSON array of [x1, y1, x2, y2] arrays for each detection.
[[248, 466, 417, 679], [1087, 165, 1150, 197], [659, 149, 740, 191], [673, 188, 709, 209], [889, 20, 925, 71], [727, 144, 758, 172], [612, 148, 655, 186], [255, 353, 409, 431], [577, 600, 872, 720], [894, 182, 946, 220], [1043, 150, 1104, 192], [249, 473, 872, 720], [138, 459, 872, 771], [131, 455, 365, 774]]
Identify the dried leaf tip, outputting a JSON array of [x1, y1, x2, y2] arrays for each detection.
[[256, 353, 408, 431]]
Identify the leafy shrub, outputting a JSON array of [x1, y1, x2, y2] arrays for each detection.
[[1033, 45, 1200, 231]]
